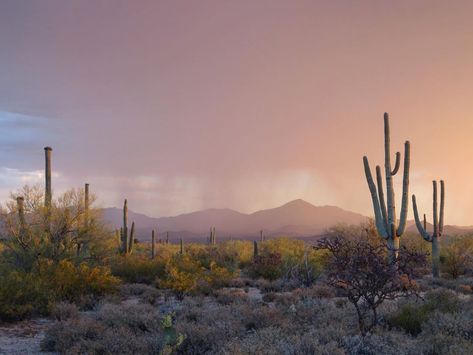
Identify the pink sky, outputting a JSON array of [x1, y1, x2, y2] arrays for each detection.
[[1, 1, 473, 224]]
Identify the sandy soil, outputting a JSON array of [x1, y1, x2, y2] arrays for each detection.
[[0, 318, 55, 354]]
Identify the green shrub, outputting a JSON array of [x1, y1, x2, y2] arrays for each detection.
[[388, 289, 461, 336], [157, 254, 235, 297], [111, 256, 166, 284], [0, 260, 119, 321]]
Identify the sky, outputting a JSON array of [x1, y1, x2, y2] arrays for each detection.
[[1, 0, 473, 225]]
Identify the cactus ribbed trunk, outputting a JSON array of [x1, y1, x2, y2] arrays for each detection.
[[129, 221, 135, 253], [363, 113, 410, 264], [432, 235, 440, 278], [122, 200, 128, 254]]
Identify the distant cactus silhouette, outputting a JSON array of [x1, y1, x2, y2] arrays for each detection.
[[151, 229, 156, 259], [209, 227, 216, 245], [253, 241, 258, 259], [412, 180, 445, 278], [166, 232, 169, 245], [260, 230, 264, 242], [120, 199, 135, 254], [84, 183, 89, 228], [44, 147, 52, 208], [363, 113, 410, 263], [180, 238, 184, 254]]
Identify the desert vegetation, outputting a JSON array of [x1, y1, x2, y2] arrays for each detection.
[[0, 115, 473, 354]]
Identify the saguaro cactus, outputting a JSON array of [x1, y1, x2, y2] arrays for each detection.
[[180, 238, 184, 255], [253, 240, 258, 259], [412, 180, 445, 278], [120, 199, 135, 254], [209, 227, 216, 245], [363, 113, 410, 263], [84, 183, 89, 228], [151, 229, 156, 259], [260, 230, 264, 242], [166, 232, 169, 245], [44, 147, 52, 208]]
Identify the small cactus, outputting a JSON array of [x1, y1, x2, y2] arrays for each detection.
[[180, 238, 184, 255], [253, 240, 258, 259], [260, 230, 264, 242]]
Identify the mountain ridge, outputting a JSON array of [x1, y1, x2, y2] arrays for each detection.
[[101, 199, 367, 241]]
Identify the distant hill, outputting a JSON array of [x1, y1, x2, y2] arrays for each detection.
[[101, 199, 368, 242]]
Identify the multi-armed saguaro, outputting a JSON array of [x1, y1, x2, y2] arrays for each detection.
[[363, 113, 410, 263], [120, 199, 135, 254], [412, 180, 445, 278]]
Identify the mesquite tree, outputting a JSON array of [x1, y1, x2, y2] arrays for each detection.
[[412, 180, 445, 278], [317, 236, 426, 335], [363, 113, 410, 263]]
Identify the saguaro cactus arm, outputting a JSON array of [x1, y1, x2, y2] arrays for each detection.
[[433, 181, 438, 238], [391, 152, 401, 175], [363, 157, 388, 238], [375, 166, 388, 232], [396, 141, 410, 236], [384, 113, 396, 227], [412, 195, 432, 241]]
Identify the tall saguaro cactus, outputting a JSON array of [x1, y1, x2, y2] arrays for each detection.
[[120, 199, 135, 255], [363, 113, 410, 263], [253, 241, 259, 259], [44, 147, 52, 208], [412, 180, 445, 278], [84, 183, 90, 228], [180, 238, 184, 255]]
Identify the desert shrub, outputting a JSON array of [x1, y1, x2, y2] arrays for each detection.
[[417, 307, 473, 354], [214, 288, 249, 305], [0, 259, 118, 321], [0, 270, 49, 321], [317, 236, 427, 335], [111, 256, 166, 284], [388, 289, 461, 336], [0, 185, 114, 271], [51, 302, 79, 321], [41, 302, 184, 354], [249, 251, 283, 280], [441, 235, 473, 279], [157, 254, 235, 297]]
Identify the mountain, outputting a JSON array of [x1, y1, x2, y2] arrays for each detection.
[[101, 199, 368, 242]]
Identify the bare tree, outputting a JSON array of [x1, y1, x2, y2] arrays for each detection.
[[316, 236, 426, 335]]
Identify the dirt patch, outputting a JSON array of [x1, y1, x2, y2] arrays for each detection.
[[0, 318, 55, 354]]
